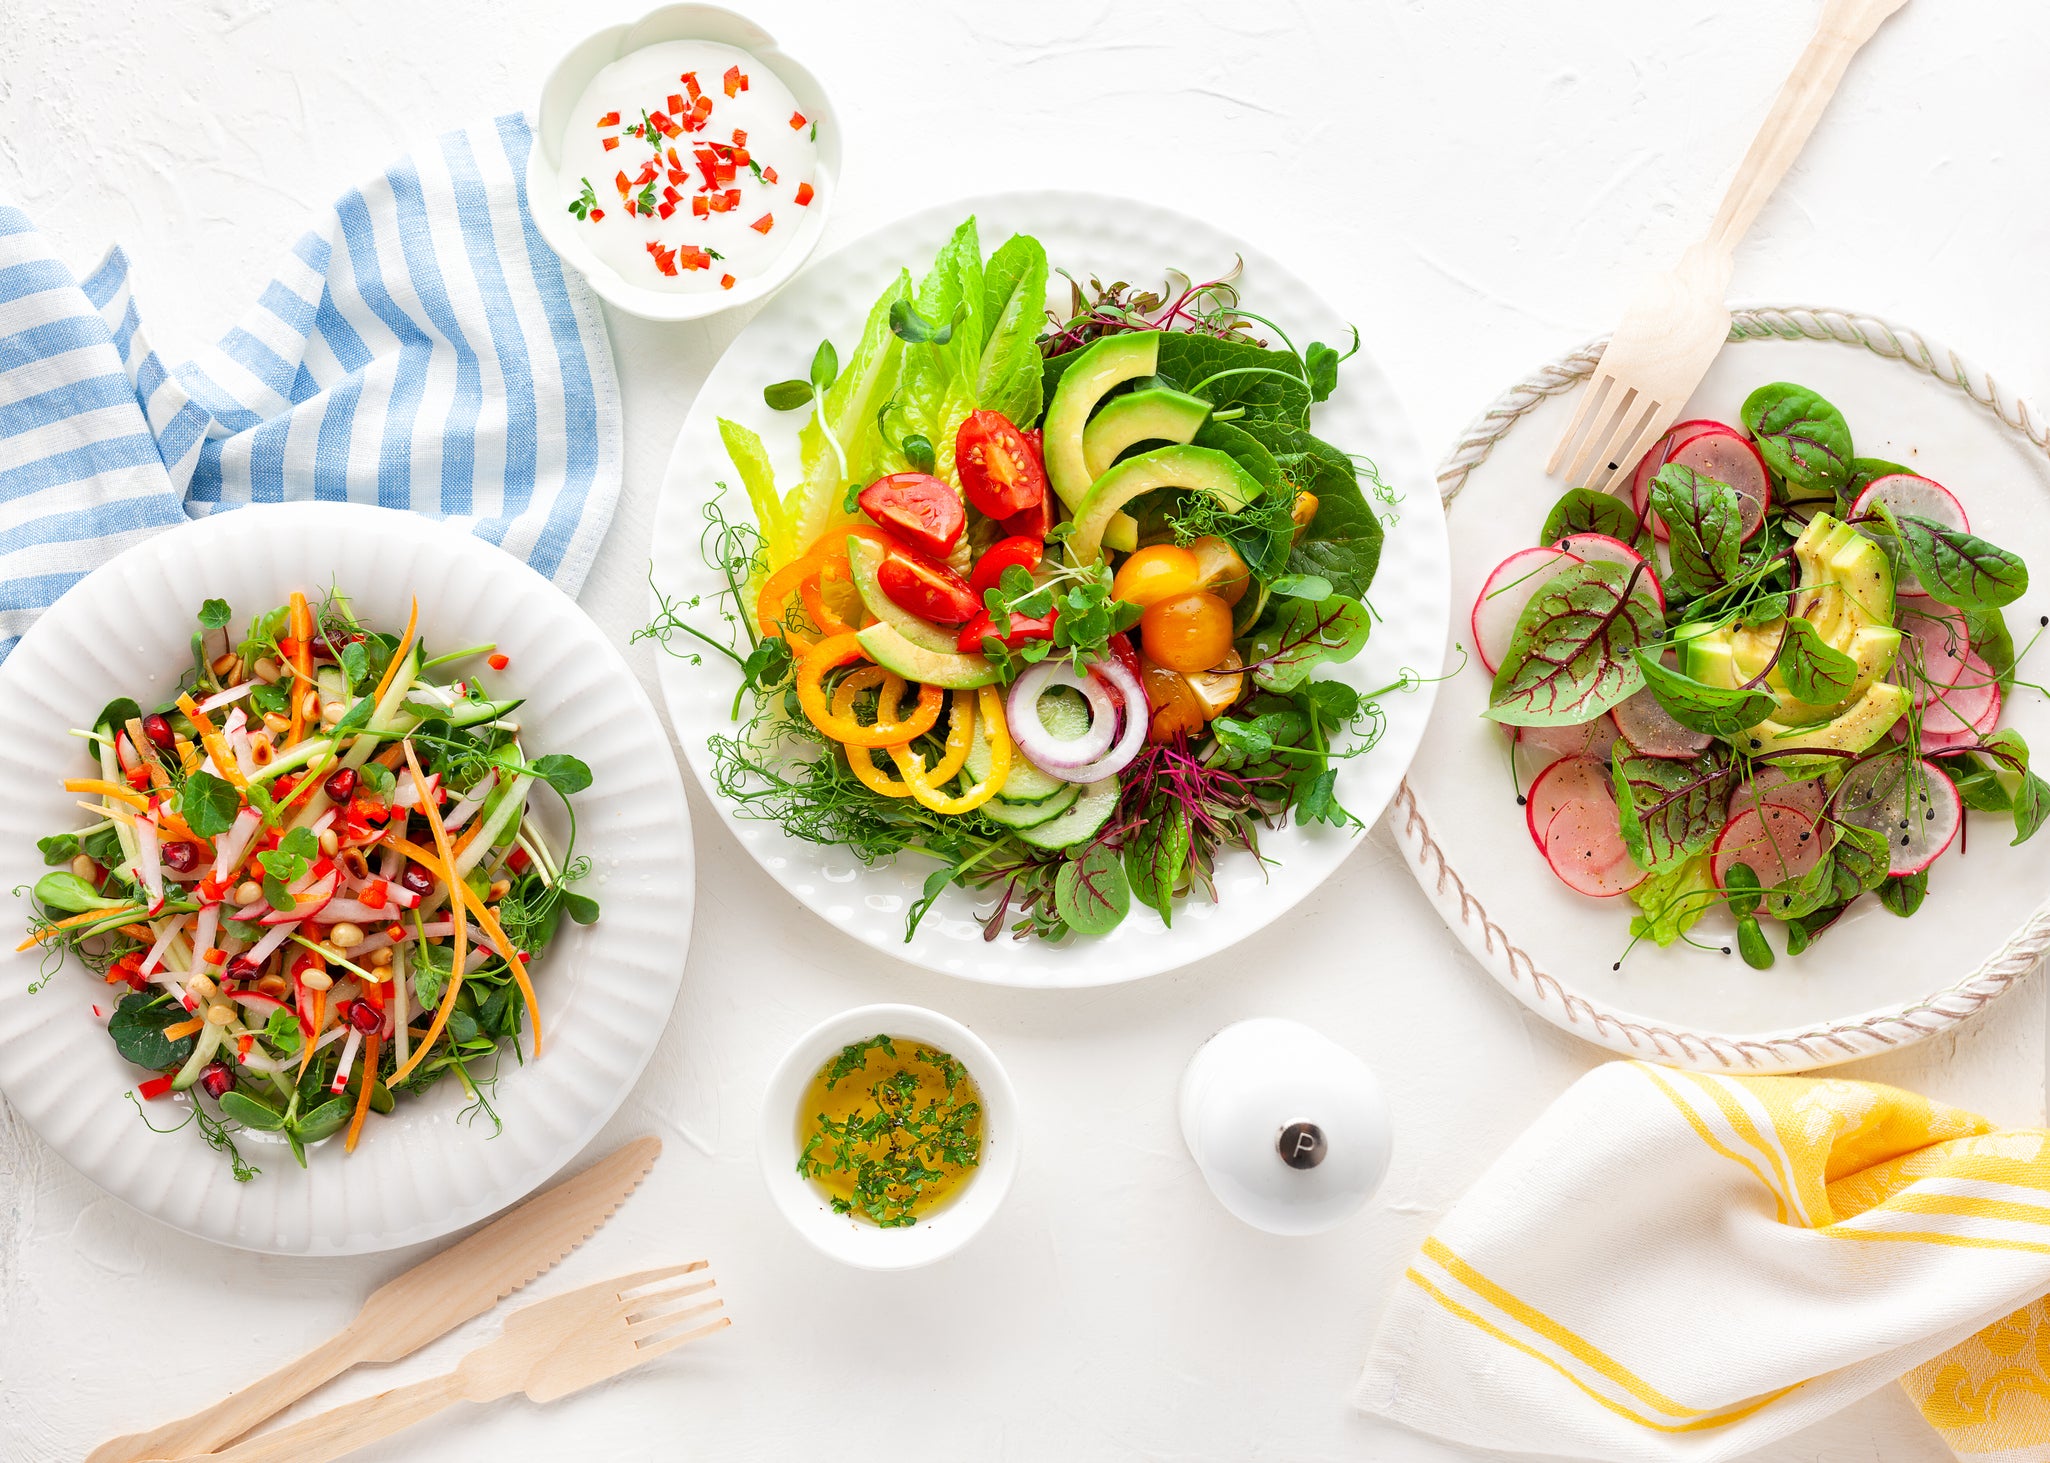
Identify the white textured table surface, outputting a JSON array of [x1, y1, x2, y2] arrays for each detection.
[[4, 3, 2048, 1460]]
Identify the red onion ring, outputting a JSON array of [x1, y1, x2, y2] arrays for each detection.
[[1056, 657, 1148, 783], [1007, 660, 1117, 772]]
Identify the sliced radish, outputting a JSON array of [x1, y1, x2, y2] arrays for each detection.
[[1525, 754, 1614, 857], [1727, 769, 1828, 825], [1472, 546, 1583, 673], [1712, 804, 1823, 891], [1517, 717, 1619, 771], [1555, 532, 1665, 610], [1542, 798, 1646, 897], [1612, 686, 1713, 759], [1850, 473, 1969, 534], [1918, 652, 2000, 739], [1889, 596, 1971, 705], [1834, 754, 1961, 876], [1632, 423, 1770, 543], [1628, 420, 1721, 540]]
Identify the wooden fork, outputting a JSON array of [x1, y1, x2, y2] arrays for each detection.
[[174, 1263, 728, 1463], [1548, 0, 1909, 492]]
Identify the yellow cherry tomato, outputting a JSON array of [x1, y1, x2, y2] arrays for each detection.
[[1186, 536, 1250, 607], [1110, 544, 1202, 609], [1140, 657, 1208, 744], [1140, 590, 1235, 673]]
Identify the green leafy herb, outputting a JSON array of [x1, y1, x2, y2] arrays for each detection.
[[565, 177, 599, 222], [178, 770, 241, 839], [1649, 464, 1742, 596], [1053, 843, 1131, 935], [37, 834, 79, 866], [1611, 746, 1737, 874], [1486, 560, 1660, 725], [1541, 487, 1649, 551], [1892, 516, 2029, 610], [108, 992, 197, 1071], [1634, 651, 1775, 737], [197, 598, 233, 630], [531, 754, 594, 797], [1776, 617, 1861, 706], [1742, 382, 1853, 499]]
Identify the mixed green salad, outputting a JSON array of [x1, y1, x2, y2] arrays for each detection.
[[21, 591, 597, 1179], [649, 215, 1402, 942], [1477, 381, 2046, 966]]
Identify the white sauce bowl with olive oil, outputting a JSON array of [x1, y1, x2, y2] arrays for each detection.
[[759, 1004, 1019, 1270]]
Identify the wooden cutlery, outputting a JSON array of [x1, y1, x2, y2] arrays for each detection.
[[1548, 0, 1909, 491], [89, 1135, 673, 1463]]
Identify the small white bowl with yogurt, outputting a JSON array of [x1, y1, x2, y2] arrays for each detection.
[[527, 5, 839, 321]]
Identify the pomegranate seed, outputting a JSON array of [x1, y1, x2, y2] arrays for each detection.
[[400, 864, 435, 897], [200, 1063, 236, 1099], [142, 714, 174, 748], [323, 767, 358, 803], [161, 839, 202, 874], [348, 1000, 383, 1033], [226, 957, 261, 984]]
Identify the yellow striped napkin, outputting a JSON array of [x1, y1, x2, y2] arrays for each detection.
[[1355, 1062, 2050, 1461]]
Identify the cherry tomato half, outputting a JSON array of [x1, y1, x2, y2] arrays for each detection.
[[858, 473, 964, 559], [1140, 656, 1207, 743], [1111, 544, 1202, 609], [1140, 590, 1234, 673], [955, 410, 1048, 520], [1002, 494, 1051, 540], [969, 535, 1044, 600], [1186, 535, 1250, 607], [956, 607, 1058, 654], [877, 550, 979, 626]]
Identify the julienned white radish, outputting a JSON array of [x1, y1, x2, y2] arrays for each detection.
[[1555, 532, 1665, 610], [1726, 769, 1827, 824], [1542, 798, 1646, 896], [1631, 423, 1771, 543], [1850, 474, 1968, 533], [1612, 687, 1712, 760], [1472, 546, 1582, 673], [1525, 754, 1615, 856], [1889, 596, 1971, 704], [1516, 717, 1619, 772], [1007, 660, 1117, 771], [1048, 657, 1148, 783], [1711, 804, 1823, 891], [1916, 652, 2001, 740], [1833, 754, 1961, 876]]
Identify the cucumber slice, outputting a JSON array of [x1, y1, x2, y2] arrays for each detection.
[[1015, 778, 1119, 850], [981, 783, 1082, 829], [963, 719, 1069, 804], [443, 697, 523, 730]]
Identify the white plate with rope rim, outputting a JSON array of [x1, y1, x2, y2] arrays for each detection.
[[0, 503, 691, 1253], [651, 191, 1448, 987], [1396, 307, 2050, 1072]]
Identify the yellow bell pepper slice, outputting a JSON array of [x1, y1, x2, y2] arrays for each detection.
[[796, 633, 943, 747], [891, 688, 1010, 814], [833, 668, 911, 798]]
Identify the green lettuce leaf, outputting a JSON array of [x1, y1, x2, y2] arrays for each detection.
[[1628, 857, 1717, 947], [972, 233, 1049, 428], [790, 271, 911, 546], [718, 418, 794, 570]]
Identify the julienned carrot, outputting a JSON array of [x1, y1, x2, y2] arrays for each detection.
[[371, 597, 420, 707], [16, 905, 145, 950], [63, 778, 149, 810], [162, 1016, 204, 1042], [297, 988, 325, 1083], [176, 694, 247, 789], [285, 592, 314, 749], [344, 1032, 382, 1153], [388, 833, 541, 1059], [387, 743, 467, 1085]]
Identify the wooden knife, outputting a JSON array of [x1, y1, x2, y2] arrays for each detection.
[[86, 1134, 662, 1463]]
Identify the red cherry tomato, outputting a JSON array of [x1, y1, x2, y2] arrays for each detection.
[[1106, 632, 1145, 705], [956, 607, 1058, 654], [1001, 494, 1050, 540], [877, 550, 979, 626], [955, 410, 1048, 520], [969, 535, 1044, 600], [857, 473, 964, 559]]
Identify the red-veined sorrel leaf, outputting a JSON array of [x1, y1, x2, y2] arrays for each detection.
[[1485, 560, 1661, 726], [1610, 744, 1736, 874]]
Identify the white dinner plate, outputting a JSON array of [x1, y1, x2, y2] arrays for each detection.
[[651, 191, 1448, 987], [0, 503, 692, 1253], [1398, 308, 2050, 1071]]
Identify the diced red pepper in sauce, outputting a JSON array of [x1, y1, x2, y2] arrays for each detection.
[[692, 195, 709, 218], [682, 72, 700, 101], [667, 94, 685, 115], [724, 65, 747, 97], [602, 136, 620, 152], [691, 95, 713, 125], [598, 111, 620, 127], [795, 181, 815, 206], [589, 208, 603, 221], [677, 245, 711, 271], [667, 167, 686, 185], [731, 128, 747, 146], [732, 147, 750, 166], [720, 273, 736, 290], [751, 213, 774, 234], [790, 111, 807, 130], [657, 201, 676, 219], [662, 185, 681, 203], [763, 166, 778, 184], [615, 170, 631, 197]]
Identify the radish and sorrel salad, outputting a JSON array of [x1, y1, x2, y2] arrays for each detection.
[[650, 216, 1394, 941], [20, 592, 596, 1179], [1476, 382, 2046, 967]]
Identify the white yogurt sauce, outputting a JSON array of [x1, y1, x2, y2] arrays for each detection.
[[556, 39, 820, 293]]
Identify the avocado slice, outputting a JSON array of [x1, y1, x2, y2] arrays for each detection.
[[1045, 333, 1163, 552], [855, 621, 1000, 690], [1068, 445, 1260, 566], [846, 536, 957, 655], [1081, 387, 1213, 479]]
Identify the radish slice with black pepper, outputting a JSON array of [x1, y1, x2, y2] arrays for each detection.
[[1472, 546, 1582, 673], [1627, 420, 1720, 539], [1542, 798, 1646, 896], [1727, 768, 1828, 824], [1916, 652, 2001, 741], [1555, 532, 1665, 610], [1611, 685, 1712, 759], [1834, 754, 1961, 876], [1524, 753, 1615, 856], [1850, 473, 1969, 533], [1516, 716, 1619, 772], [1712, 804, 1824, 891], [1632, 424, 1771, 543], [1889, 595, 1971, 704]]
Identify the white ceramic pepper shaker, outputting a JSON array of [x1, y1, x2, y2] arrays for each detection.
[[1178, 1018, 1391, 1236]]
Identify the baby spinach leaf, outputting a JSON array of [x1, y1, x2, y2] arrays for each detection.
[[179, 770, 242, 839], [1649, 465, 1742, 596], [1633, 652, 1775, 737], [1610, 746, 1737, 874], [1879, 869, 1929, 918], [1540, 488, 1648, 552], [1742, 382, 1853, 498], [1246, 595, 1371, 693], [1776, 618, 1861, 706], [1053, 844, 1130, 936], [95, 697, 143, 736], [1486, 560, 1661, 726], [1894, 516, 2029, 610], [108, 992, 197, 1071], [1123, 801, 1190, 925], [1156, 333, 1312, 426], [1981, 730, 2049, 845]]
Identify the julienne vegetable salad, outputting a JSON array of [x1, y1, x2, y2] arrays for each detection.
[[648, 216, 1399, 942], [1477, 381, 2047, 968], [19, 592, 597, 1180]]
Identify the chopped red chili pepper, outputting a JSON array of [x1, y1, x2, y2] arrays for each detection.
[[720, 273, 736, 290], [657, 201, 676, 220], [614, 170, 631, 197], [751, 213, 774, 234], [662, 186, 681, 203], [732, 147, 750, 166], [795, 181, 815, 206], [723, 65, 746, 97], [138, 1074, 176, 1100], [731, 128, 747, 146], [691, 95, 713, 124], [598, 111, 620, 127], [790, 111, 807, 130], [682, 71, 700, 101], [487, 652, 510, 671], [692, 195, 709, 218], [589, 208, 604, 221], [602, 136, 619, 152], [667, 93, 685, 115], [763, 165, 778, 184]]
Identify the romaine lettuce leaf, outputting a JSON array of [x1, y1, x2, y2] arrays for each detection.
[[790, 270, 911, 547], [718, 418, 794, 573]]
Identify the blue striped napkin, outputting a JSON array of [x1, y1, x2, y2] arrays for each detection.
[[0, 114, 620, 661]]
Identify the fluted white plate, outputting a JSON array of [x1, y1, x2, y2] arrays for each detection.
[[1399, 311, 2050, 1072], [652, 191, 1448, 986], [0, 503, 691, 1253]]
